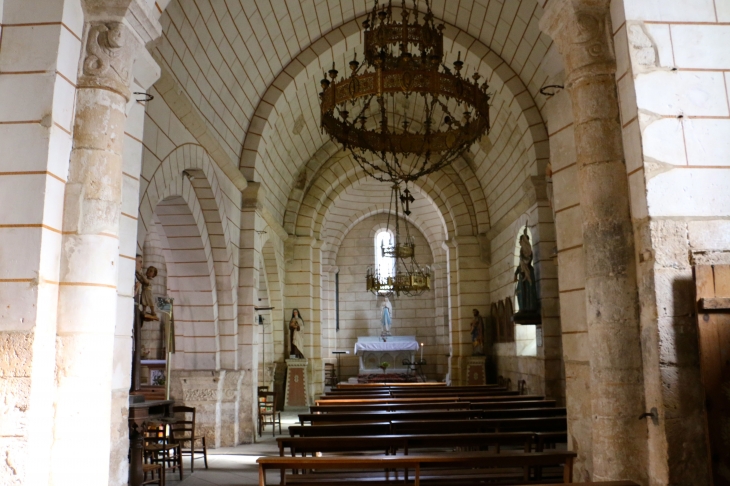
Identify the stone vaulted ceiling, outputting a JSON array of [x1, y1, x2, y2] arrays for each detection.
[[155, 0, 554, 231]]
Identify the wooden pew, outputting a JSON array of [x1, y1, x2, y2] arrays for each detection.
[[289, 422, 392, 437], [333, 382, 448, 388], [310, 400, 556, 413], [257, 450, 577, 485], [309, 402, 468, 413], [326, 385, 501, 394], [299, 409, 484, 425], [319, 389, 519, 400], [278, 432, 547, 458], [315, 395, 545, 405], [390, 417, 567, 434], [289, 416, 567, 437], [299, 408, 567, 425]]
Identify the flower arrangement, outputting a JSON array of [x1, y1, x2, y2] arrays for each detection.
[[379, 362, 390, 373]]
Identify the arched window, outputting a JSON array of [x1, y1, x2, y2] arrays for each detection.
[[374, 229, 395, 291]]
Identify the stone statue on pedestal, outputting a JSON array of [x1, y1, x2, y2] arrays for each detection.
[[289, 309, 305, 358]]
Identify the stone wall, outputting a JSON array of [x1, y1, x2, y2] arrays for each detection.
[[488, 195, 564, 404], [333, 214, 438, 380], [613, 1, 730, 483]]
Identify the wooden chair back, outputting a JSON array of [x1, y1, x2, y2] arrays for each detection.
[[171, 405, 197, 440]]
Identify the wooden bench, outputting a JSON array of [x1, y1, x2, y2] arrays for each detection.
[[310, 400, 556, 413], [389, 417, 567, 434], [323, 391, 515, 399], [300, 407, 567, 425], [310, 402, 469, 413], [299, 409, 484, 425], [289, 416, 567, 437], [333, 382, 451, 388], [316, 394, 543, 404], [289, 422, 392, 437], [278, 432, 564, 458], [257, 450, 577, 485]]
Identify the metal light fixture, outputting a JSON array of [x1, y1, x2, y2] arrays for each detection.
[[366, 184, 431, 296], [318, 0, 491, 184]]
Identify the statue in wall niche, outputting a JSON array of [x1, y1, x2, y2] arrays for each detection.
[[379, 296, 393, 337], [514, 227, 539, 315], [134, 254, 144, 300], [470, 309, 485, 356], [137, 264, 159, 321], [289, 309, 305, 359]]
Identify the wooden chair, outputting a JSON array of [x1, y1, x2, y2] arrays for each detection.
[[324, 363, 337, 386], [258, 391, 281, 437], [142, 463, 165, 486], [143, 425, 183, 481], [170, 405, 208, 472]]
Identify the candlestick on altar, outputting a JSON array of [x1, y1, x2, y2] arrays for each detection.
[[420, 343, 424, 361]]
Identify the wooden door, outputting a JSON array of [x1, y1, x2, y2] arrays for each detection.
[[695, 264, 730, 485]]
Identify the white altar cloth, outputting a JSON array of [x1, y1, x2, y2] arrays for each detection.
[[354, 336, 418, 373], [354, 340, 420, 354]]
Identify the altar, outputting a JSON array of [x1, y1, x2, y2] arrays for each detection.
[[354, 336, 419, 374]]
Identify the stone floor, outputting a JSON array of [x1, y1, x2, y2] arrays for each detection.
[[165, 412, 300, 486]]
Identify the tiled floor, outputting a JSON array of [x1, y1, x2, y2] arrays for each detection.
[[165, 412, 300, 486]]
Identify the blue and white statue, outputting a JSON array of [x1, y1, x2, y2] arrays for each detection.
[[380, 296, 393, 336]]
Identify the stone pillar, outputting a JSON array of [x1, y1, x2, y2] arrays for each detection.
[[51, 2, 160, 484], [238, 183, 264, 443], [540, 1, 648, 483]]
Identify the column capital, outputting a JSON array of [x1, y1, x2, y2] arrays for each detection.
[[539, 0, 615, 85], [78, 0, 162, 100]]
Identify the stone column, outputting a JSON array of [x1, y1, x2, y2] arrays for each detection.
[[51, 2, 159, 484], [540, 1, 648, 483]]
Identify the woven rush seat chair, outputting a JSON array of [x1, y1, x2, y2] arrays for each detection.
[[143, 425, 183, 481], [141, 463, 165, 486], [258, 390, 281, 437], [170, 405, 208, 472]]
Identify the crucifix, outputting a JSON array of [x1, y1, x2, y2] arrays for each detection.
[[400, 187, 415, 215]]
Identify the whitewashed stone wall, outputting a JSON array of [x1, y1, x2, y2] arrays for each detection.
[[333, 214, 438, 380], [0, 2, 83, 482]]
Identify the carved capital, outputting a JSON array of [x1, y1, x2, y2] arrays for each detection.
[[242, 182, 264, 209], [79, 21, 135, 99], [539, 0, 615, 86], [78, 0, 162, 99]]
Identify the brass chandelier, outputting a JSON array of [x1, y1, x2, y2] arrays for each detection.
[[318, 0, 491, 184], [366, 184, 431, 296]]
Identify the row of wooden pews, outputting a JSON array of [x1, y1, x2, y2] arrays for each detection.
[[257, 383, 638, 486]]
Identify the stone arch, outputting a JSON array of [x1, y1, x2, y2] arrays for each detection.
[[293, 158, 474, 241], [285, 145, 490, 239], [154, 191, 219, 371], [138, 144, 239, 369], [240, 14, 548, 225]]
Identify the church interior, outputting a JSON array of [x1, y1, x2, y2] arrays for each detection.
[[1, 0, 729, 485]]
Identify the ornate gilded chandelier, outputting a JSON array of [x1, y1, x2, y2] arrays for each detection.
[[366, 184, 431, 296], [318, 0, 491, 184]]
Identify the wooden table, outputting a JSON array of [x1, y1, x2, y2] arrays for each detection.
[[128, 399, 174, 486]]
